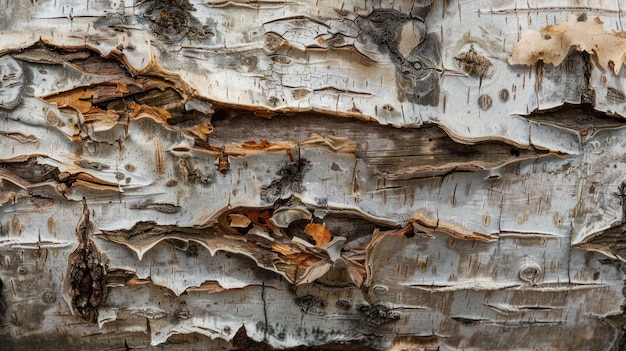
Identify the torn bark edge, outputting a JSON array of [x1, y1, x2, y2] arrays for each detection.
[[411, 213, 495, 241]]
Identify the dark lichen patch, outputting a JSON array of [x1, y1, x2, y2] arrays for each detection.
[[396, 37, 440, 105], [67, 199, 106, 323], [140, 0, 214, 43], [260, 158, 311, 202], [356, 7, 440, 106]]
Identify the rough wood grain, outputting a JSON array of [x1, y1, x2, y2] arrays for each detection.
[[1, 1, 626, 350]]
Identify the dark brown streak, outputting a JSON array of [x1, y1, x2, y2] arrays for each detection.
[[67, 198, 107, 323]]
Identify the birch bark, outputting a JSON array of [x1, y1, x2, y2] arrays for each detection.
[[0, 1, 625, 350]]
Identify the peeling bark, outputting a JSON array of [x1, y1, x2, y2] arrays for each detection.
[[1, 1, 626, 350]]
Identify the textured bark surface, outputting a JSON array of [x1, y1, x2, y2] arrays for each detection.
[[1, 1, 626, 350]]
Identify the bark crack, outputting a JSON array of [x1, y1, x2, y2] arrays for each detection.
[[581, 51, 595, 105]]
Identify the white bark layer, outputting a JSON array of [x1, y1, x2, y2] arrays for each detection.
[[0, 1, 625, 350]]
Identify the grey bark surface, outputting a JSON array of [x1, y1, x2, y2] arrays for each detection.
[[0, 1, 626, 350]]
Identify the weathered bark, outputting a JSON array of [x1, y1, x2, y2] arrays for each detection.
[[0, 1, 625, 350]]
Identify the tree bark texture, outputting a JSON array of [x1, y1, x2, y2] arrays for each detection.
[[1, 1, 626, 350]]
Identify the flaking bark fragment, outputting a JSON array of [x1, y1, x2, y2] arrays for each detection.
[[509, 15, 626, 74]]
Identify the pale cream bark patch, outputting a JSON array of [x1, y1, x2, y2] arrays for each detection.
[[510, 16, 626, 74]]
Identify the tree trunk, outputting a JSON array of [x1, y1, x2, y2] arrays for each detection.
[[1, 1, 625, 350]]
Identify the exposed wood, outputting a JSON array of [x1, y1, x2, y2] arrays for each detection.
[[1, 1, 626, 350]]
